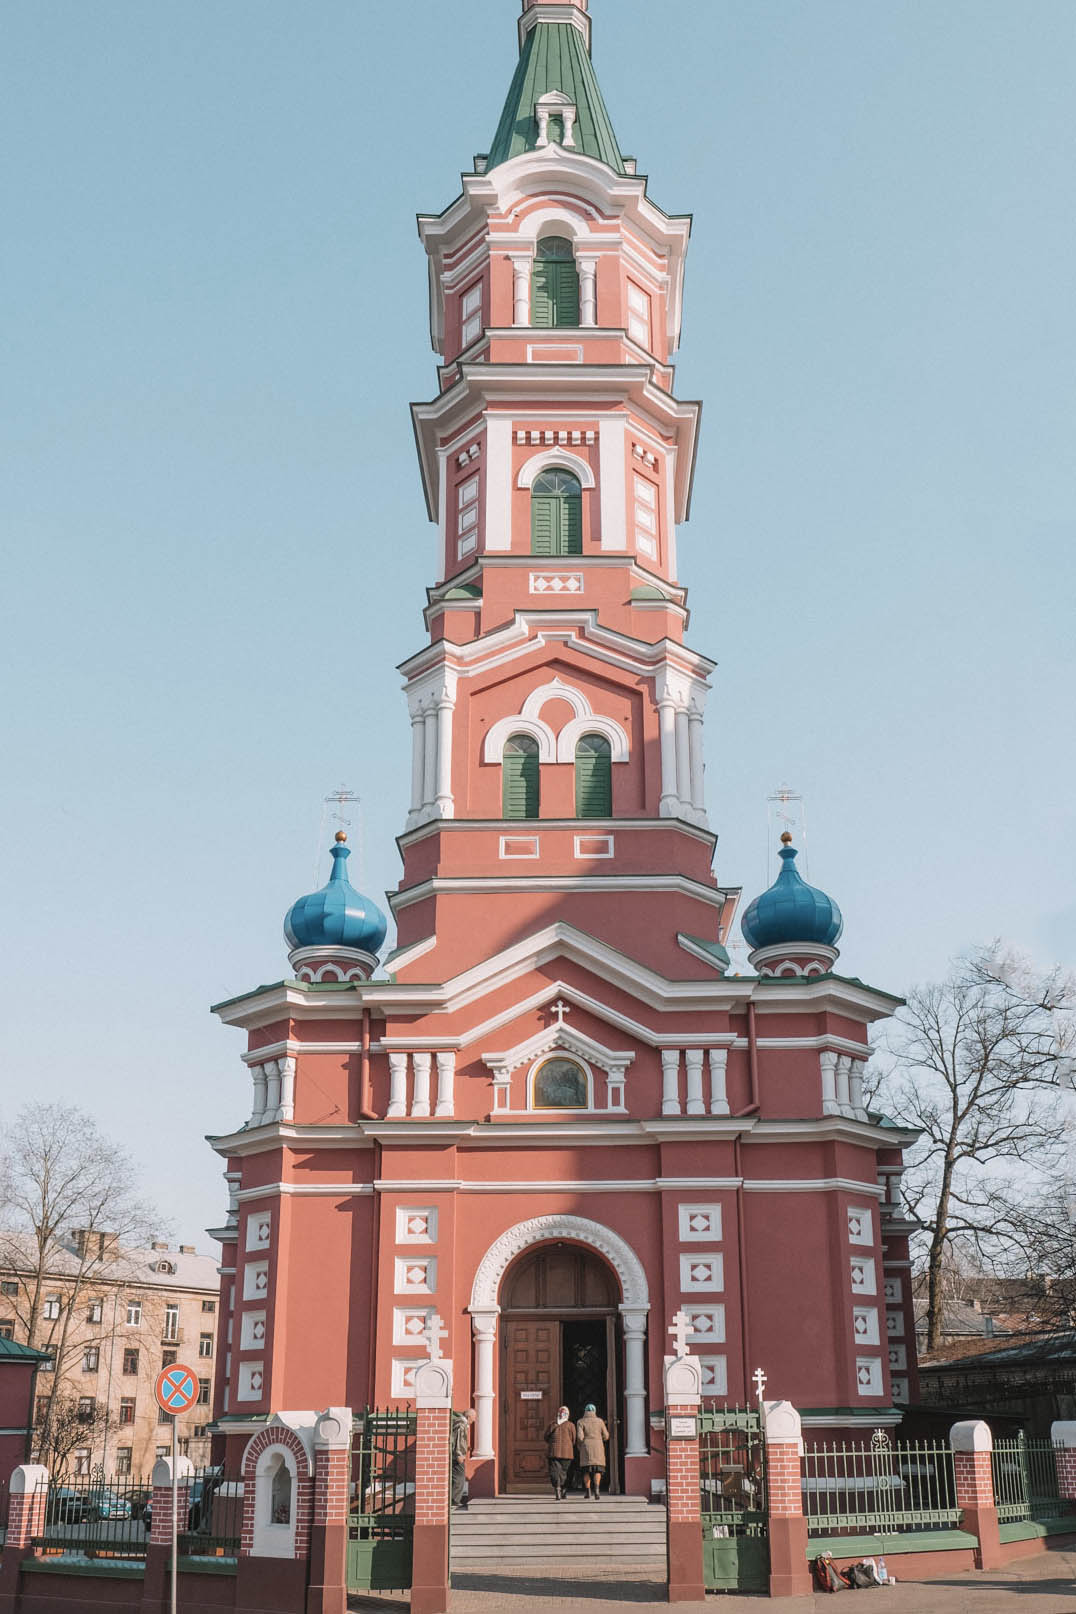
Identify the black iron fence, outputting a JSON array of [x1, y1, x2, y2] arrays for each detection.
[[29, 1464, 244, 1561]]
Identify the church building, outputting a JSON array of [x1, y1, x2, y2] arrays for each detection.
[[207, 0, 918, 1498]]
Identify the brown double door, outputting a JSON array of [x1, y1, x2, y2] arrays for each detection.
[[500, 1244, 621, 1493]]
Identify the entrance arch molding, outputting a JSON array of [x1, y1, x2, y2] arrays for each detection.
[[468, 1213, 650, 1461]]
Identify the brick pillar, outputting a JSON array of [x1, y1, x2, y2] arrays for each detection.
[[141, 1454, 193, 1614], [412, 1358, 453, 1614], [663, 1354, 705, 1603], [762, 1400, 811, 1598], [307, 1407, 352, 1614], [1050, 1422, 1076, 1507], [951, 1419, 1001, 1570], [0, 1465, 49, 1614]]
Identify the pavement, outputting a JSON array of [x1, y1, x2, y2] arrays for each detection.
[[349, 1546, 1076, 1612]]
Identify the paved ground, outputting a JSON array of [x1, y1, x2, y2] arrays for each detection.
[[349, 1546, 1076, 1611]]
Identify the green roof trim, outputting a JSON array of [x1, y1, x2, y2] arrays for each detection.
[[681, 934, 732, 969], [0, 1336, 53, 1364], [487, 23, 625, 174]]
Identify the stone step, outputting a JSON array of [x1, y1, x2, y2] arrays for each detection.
[[450, 1492, 667, 1568]]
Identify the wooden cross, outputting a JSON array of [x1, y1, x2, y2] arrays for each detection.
[[752, 1367, 767, 1402], [550, 999, 570, 1025], [423, 1313, 448, 1362], [668, 1310, 695, 1358]]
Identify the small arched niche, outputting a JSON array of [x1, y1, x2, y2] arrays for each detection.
[[253, 1446, 298, 1558]]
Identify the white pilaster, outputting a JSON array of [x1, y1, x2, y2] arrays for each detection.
[[422, 704, 438, 812], [674, 705, 691, 817], [471, 1310, 499, 1458], [250, 1065, 268, 1128], [835, 1054, 853, 1117], [849, 1058, 867, 1120], [688, 703, 705, 822], [387, 1053, 409, 1119], [411, 1052, 432, 1118], [661, 1048, 681, 1116], [578, 257, 598, 326], [435, 1051, 456, 1117], [658, 700, 678, 817], [484, 415, 513, 550], [434, 693, 454, 817], [263, 1060, 282, 1120], [408, 708, 426, 826], [509, 255, 532, 327], [620, 1307, 649, 1456], [708, 1048, 730, 1116], [598, 417, 627, 549], [684, 1049, 705, 1116], [278, 1057, 296, 1122], [819, 1050, 840, 1117]]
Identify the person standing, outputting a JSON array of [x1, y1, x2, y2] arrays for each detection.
[[451, 1409, 475, 1509], [544, 1406, 576, 1499], [575, 1403, 610, 1500]]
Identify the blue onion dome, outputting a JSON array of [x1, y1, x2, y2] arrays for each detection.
[[284, 834, 388, 956], [741, 834, 844, 952]]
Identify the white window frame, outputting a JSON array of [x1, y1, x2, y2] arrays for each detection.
[[633, 473, 658, 559], [87, 1300, 103, 1324], [199, 1333, 214, 1358], [626, 281, 652, 347], [115, 1446, 133, 1476], [82, 1346, 100, 1372], [43, 1294, 61, 1321], [461, 282, 483, 348], [74, 1448, 91, 1477], [126, 1299, 142, 1327], [457, 473, 480, 556], [163, 1303, 180, 1341]]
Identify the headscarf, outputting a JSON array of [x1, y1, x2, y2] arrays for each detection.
[[556, 1406, 570, 1424], [584, 1403, 596, 1414]]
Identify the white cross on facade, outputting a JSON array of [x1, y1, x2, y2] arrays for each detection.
[[752, 1367, 768, 1402], [668, 1310, 695, 1358], [550, 1000, 570, 1025], [423, 1312, 449, 1361]]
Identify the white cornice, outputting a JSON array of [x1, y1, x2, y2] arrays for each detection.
[[389, 872, 727, 917], [742, 1178, 886, 1198], [398, 611, 716, 685], [216, 1173, 887, 1200], [397, 816, 714, 852]]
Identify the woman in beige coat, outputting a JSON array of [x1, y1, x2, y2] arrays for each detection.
[[575, 1403, 610, 1500]]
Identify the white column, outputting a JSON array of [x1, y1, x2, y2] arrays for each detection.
[[684, 1049, 705, 1116], [661, 1049, 681, 1116], [510, 256, 531, 326], [835, 1054, 853, 1116], [278, 1057, 296, 1122], [435, 1051, 456, 1117], [471, 1310, 499, 1458], [658, 700, 678, 817], [674, 705, 691, 815], [848, 1058, 866, 1120], [620, 1307, 649, 1456], [387, 1053, 409, 1118], [411, 1052, 432, 1118], [263, 1060, 282, 1120], [578, 257, 597, 326], [819, 1050, 841, 1116], [434, 694, 454, 817], [250, 1065, 268, 1127], [422, 704, 438, 812], [708, 1048, 730, 1116], [408, 708, 426, 823], [688, 703, 705, 820]]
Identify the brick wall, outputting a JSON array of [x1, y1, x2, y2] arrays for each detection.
[[414, 1407, 450, 1526], [150, 1481, 191, 1547], [313, 1445, 350, 1527], [665, 1405, 701, 1524], [1056, 1447, 1076, 1501], [766, 1439, 802, 1518], [953, 1450, 994, 1508]]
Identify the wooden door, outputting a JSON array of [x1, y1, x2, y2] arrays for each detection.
[[502, 1318, 559, 1492]]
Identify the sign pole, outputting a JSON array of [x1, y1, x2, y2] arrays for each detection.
[[171, 1410, 178, 1614]]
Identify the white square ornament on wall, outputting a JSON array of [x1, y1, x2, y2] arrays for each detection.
[[680, 1253, 724, 1293], [395, 1256, 437, 1296], [678, 1205, 722, 1243], [395, 1208, 438, 1246]]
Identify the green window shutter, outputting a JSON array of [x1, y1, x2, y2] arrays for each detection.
[[575, 736, 612, 818], [531, 495, 558, 556], [551, 260, 580, 328], [531, 262, 555, 329], [561, 491, 582, 555], [503, 736, 540, 820]]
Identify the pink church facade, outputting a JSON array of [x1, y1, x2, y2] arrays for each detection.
[[208, 0, 918, 1498]]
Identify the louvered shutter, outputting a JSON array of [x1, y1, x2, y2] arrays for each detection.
[[531, 262, 555, 328], [503, 740, 540, 819], [531, 495, 558, 556], [551, 260, 580, 328], [575, 737, 612, 818], [560, 490, 582, 555]]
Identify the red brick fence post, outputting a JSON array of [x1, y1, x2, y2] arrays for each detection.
[[951, 1419, 1002, 1570], [411, 1357, 453, 1614], [762, 1400, 811, 1597], [1051, 1421, 1076, 1505], [141, 1453, 193, 1613], [307, 1406, 352, 1614], [663, 1350, 705, 1603], [0, 1464, 48, 1614]]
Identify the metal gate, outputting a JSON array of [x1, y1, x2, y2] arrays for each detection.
[[346, 1409, 416, 1592], [699, 1406, 769, 1592]]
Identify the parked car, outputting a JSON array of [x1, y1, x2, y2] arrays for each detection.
[[84, 1487, 132, 1521], [46, 1488, 86, 1525]]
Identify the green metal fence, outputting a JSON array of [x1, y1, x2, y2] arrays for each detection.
[[699, 1405, 769, 1593], [346, 1409, 416, 1593], [803, 1435, 961, 1537], [991, 1437, 1063, 1524]]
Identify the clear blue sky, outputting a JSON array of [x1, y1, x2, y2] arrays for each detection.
[[2, 1, 1073, 1246]]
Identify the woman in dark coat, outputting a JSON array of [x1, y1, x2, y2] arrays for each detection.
[[575, 1403, 610, 1500], [544, 1406, 576, 1499]]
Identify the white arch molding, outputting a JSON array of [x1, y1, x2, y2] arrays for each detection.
[[483, 678, 630, 766], [517, 449, 596, 490], [468, 1214, 650, 1461]]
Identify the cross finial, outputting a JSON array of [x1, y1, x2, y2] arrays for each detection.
[[752, 1367, 767, 1402], [668, 1310, 695, 1358], [551, 999, 570, 1026], [423, 1313, 449, 1362]]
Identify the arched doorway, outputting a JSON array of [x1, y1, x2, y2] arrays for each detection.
[[500, 1242, 622, 1493]]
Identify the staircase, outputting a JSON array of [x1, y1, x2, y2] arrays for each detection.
[[450, 1493, 667, 1573]]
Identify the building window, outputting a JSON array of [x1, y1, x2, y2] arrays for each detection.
[[575, 734, 612, 818], [87, 1300, 103, 1324], [116, 1447, 132, 1476], [162, 1349, 177, 1369], [198, 1378, 211, 1406], [156, 1446, 169, 1461], [126, 1300, 142, 1327], [532, 1057, 589, 1110], [82, 1346, 99, 1372], [502, 734, 540, 821], [77, 1397, 95, 1423], [633, 473, 658, 559], [43, 1294, 61, 1321], [457, 473, 480, 556], [199, 1333, 213, 1359], [531, 468, 582, 556], [531, 236, 579, 328], [74, 1448, 91, 1477], [460, 281, 483, 347], [163, 1304, 179, 1341], [201, 1300, 216, 1314], [123, 1348, 139, 1375], [35, 1396, 51, 1424], [179, 1438, 190, 1457], [158, 1404, 171, 1423], [119, 1399, 136, 1426], [1, 1281, 18, 1297], [627, 281, 652, 347], [193, 1424, 209, 1438], [0, 1321, 14, 1340]]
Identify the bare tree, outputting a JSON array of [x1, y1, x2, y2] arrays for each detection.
[[0, 1104, 161, 1459], [871, 945, 1075, 1353], [33, 1391, 115, 1481]]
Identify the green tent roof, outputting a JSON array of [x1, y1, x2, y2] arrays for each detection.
[[487, 21, 625, 174], [0, 1335, 53, 1364]]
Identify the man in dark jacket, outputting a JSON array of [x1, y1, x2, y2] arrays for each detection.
[[544, 1406, 576, 1499]]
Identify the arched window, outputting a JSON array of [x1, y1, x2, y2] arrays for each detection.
[[502, 733, 540, 819], [531, 469, 582, 556], [574, 734, 612, 818], [533, 1057, 589, 1110], [531, 237, 579, 329]]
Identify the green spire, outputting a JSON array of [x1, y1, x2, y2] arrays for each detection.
[[486, 17, 625, 174]]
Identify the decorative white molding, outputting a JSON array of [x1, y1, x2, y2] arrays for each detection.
[[517, 448, 594, 489], [469, 1214, 649, 1312]]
